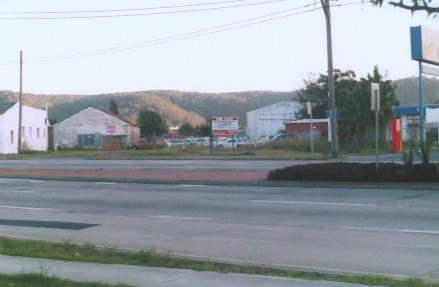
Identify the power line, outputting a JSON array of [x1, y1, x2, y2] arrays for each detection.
[[0, 0, 258, 14], [0, 0, 370, 65], [0, 4, 316, 65], [0, 0, 293, 20]]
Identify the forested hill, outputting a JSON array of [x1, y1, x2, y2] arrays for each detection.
[[393, 77, 439, 106], [0, 90, 295, 126], [0, 77, 437, 127]]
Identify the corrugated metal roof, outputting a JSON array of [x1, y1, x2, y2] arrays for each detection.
[[0, 102, 16, 115]]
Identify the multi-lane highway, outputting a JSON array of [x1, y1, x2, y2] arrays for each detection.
[[0, 175, 438, 280]]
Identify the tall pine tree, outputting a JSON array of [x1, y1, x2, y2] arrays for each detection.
[[109, 99, 119, 116]]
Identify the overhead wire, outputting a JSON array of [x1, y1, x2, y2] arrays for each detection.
[[0, 0, 293, 20], [0, 0, 371, 66]]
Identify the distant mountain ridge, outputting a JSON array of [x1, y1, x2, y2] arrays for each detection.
[[393, 77, 439, 106], [0, 77, 437, 127], [0, 90, 295, 126]]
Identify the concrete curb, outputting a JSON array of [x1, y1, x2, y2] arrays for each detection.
[[1, 173, 439, 190], [0, 255, 374, 287]]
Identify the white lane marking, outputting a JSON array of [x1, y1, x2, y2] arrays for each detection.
[[29, 180, 47, 183], [179, 184, 205, 187], [345, 226, 439, 235], [93, 182, 117, 185], [0, 190, 35, 193], [153, 215, 213, 221], [0, 205, 60, 212], [251, 200, 376, 207]]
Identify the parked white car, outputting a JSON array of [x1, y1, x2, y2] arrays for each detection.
[[217, 137, 251, 149], [255, 135, 274, 144]]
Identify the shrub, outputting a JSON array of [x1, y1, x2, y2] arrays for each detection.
[[267, 162, 439, 182]]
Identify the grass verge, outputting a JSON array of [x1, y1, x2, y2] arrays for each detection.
[[0, 237, 438, 287], [0, 273, 131, 287]]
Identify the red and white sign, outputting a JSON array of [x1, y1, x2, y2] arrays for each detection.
[[106, 125, 116, 134], [211, 117, 238, 135]]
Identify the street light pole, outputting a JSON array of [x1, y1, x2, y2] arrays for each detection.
[[320, 0, 339, 157]]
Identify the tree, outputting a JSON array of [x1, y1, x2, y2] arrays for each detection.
[[179, 123, 194, 136], [137, 110, 168, 136], [296, 69, 357, 120], [341, 66, 399, 143], [371, 0, 439, 15], [109, 99, 119, 116], [195, 121, 211, 137], [297, 67, 398, 143], [178, 121, 210, 137]]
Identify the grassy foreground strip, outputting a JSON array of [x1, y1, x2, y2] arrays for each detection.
[[0, 237, 437, 287], [0, 273, 131, 287]]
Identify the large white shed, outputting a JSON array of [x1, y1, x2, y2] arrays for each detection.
[[0, 102, 49, 154], [246, 101, 302, 140]]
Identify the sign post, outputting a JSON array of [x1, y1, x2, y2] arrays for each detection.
[[106, 125, 115, 151], [371, 83, 380, 171], [307, 102, 314, 157], [211, 117, 238, 153], [211, 117, 238, 136], [410, 26, 439, 142]]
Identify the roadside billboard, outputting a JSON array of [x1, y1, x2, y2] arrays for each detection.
[[211, 116, 238, 136], [411, 26, 439, 65]]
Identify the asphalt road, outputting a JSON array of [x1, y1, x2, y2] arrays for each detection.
[[0, 158, 302, 170], [0, 151, 437, 171], [1, 177, 438, 280]]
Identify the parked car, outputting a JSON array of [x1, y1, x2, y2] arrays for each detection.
[[128, 136, 168, 150], [270, 133, 300, 142], [255, 135, 274, 144], [194, 137, 209, 146], [217, 137, 252, 149]]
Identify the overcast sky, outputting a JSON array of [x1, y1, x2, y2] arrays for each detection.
[[0, 0, 437, 95]]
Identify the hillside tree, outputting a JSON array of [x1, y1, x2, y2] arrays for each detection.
[[109, 99, 119, 115], [137, 109, 168, 136]]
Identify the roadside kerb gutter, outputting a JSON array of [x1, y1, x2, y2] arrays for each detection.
[[1, 172, 439, 191]]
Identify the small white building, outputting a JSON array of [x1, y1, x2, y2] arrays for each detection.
[[0, 102, 49, 154], [246, 101, 302, 140], [53, 106, 140, 150]]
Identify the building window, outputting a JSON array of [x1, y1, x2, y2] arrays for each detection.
[[10, 130, 14, 144], [37, 128, 40, 138], [22, 126, 25, 137], [44, 128, 46, 138], [29, 127, 32, 138]]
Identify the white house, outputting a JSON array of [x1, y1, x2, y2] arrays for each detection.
[[0, 102, 49, 154], [246, 101, 302, 140], [53, 106, 140, 150]]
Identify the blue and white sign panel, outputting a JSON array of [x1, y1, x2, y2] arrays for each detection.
[[411, 26, 439, 65], [211, 116, 238, 136]]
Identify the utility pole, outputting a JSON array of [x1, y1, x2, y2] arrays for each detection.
[[18, 50, 23, 153], [320, 0, 339, 157]]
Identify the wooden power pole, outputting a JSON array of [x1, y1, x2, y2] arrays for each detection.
[[320, 0, 339, 157]]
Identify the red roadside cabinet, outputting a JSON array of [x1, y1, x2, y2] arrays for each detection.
[[391, 118, 402, 152]]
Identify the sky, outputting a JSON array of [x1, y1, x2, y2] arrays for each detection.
[[0, 0, 437, 95]]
